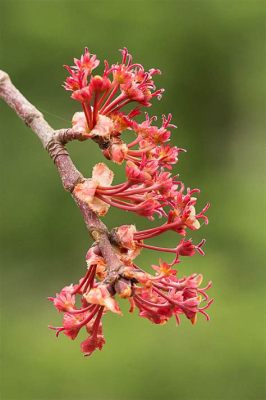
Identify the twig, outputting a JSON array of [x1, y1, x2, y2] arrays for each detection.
[[0, 70, 122, 275]]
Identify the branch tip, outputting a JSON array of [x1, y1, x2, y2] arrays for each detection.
[[0, 70, 9, 85]]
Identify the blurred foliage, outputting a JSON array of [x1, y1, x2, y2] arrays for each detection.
[[0, 1, 265, 399]]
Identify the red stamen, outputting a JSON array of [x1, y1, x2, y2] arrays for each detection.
[[99, 83, 119, 112], [101, 93, 126, 114], [135, 294, 169, 308]]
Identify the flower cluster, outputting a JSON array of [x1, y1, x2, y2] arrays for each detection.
[[49, 243, 212, 356], [49, 48, 213, 356]]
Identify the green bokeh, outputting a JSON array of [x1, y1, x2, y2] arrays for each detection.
[[0, 1, 265, 399]]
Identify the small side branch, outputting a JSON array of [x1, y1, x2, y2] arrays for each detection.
[[54, 128, 86, 145]]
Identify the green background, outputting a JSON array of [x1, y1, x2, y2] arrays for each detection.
[[0, 1, 265, 399]]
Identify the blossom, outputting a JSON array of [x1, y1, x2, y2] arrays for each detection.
[[110, 225, 141, 263], [74, 163, 114, 216], [131, 265, 213, 326], [84, 285, 122, 315], [48, 47, 213, 357], [103, 140, 128, 164], [65, 47, 162, 136], [48, 285, 76, 312], [72, 112, 90, 135], [81, 330, 105, 357], [49, 261, 120, 356], [81, 312, 105, 356]]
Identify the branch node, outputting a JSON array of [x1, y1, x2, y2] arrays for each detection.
[[90, 229, 107, 242], [103, 266, 125, 285], [54, 128, 85, 145], [46, 138, 69, 162]]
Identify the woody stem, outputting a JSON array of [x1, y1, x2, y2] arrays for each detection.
[[0, 69, 123, 276]]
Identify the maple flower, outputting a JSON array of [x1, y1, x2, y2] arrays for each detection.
[[49, 47, 213, 357], [130, 264, 213, 326], [74, 162, 114, 216], [80, 315, 106, 357], [84, 285, 122, 314], [64, 47, 163, 161], [49, 259, 121, 356], [48, 284, 76, 312]]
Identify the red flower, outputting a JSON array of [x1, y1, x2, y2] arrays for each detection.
[[48, 285, 76, 312], [81, 332, 106, 357], [48, 47, 213, 357]]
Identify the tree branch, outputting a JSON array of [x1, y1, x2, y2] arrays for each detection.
[[0, 70, 122, 274]]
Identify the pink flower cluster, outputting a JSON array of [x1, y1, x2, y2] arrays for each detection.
[[49, 48, 213, 356]]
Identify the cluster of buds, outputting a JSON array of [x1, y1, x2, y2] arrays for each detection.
[[49, 48, 213, 356]]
